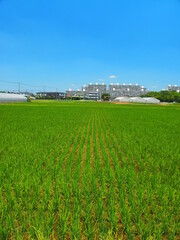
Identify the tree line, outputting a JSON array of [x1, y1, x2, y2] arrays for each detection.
[[142, 90, 180, 103]]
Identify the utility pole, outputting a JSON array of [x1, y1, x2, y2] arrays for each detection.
[[18, 82, 20, 93], [56, 88, 58, 100]]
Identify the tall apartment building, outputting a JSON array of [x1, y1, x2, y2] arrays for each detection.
[[109, 84, 147, 99], [167, 85, 180, 92], [66, 83, 148, 100], [82, 83, 107, 100]]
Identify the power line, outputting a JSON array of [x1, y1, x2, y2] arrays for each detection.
[[0, 80, 63, 92], [0, 80, 50, 89], [0, 80, 19, 84]]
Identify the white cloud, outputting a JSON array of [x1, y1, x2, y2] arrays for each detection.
[[109, 75, 117, 79]]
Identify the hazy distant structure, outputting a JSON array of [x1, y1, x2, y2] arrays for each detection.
[[109, 83, 147, 99], [66, 83, 148, 100], [66, 90, 84, 99], [0, 93, 27, 102], [82, 83, 107, 100], [36, 92, 66, 99], [167, 85, 180, 92]]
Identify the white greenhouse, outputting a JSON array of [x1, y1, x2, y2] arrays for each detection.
[[114, 96, 160, 104], [114, 97, 131, 102], [0, 93, 27, 103], [142, 97, 160, 104], [130, 97, 146, 103]]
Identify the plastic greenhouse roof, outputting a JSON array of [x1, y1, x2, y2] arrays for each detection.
[[0, 93, 27, 102]]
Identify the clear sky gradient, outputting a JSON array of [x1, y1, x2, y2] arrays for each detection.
[[0, 0, 180, 92]]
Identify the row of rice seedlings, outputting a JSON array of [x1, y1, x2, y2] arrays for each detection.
[[32, 125, 81, 238], [69, 116, 92, 239], [74, 116, 93, 239], [57, 115, 90, 239], [0, 106, 88, 238], [97, 113, 131, 239], [101, 111, 162, 238], [86, 114, 99, 238], [101, 112, 148, 237], [101, 112, 141, 238], [91, 113, 107, 238], [33, 112, 89, 238], [80, 116, 95, 239], [131, 123, 178, 238], [0, 102, 179, 239], [102, 107, 179, 239]]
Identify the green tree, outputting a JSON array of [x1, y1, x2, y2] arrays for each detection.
[[101, 93, 110, 101], [142, 90, 180, 103]]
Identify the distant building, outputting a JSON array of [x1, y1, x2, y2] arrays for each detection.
[[36, 92, 66, 99], [109, 83, 147, 99], [82, 83, 107, 100], [167, 85, 180, 92], [66, 84, 107, 100], [66, 90, 84, 99], [86, 92, 99, 100], [66, 83, 148, 100], [20, 92, 34, 98]]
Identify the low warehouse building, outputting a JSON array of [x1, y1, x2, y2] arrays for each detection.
[[0, 93, 27, 102]]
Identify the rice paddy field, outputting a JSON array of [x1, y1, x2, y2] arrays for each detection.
[[0, 101, 179, 239]]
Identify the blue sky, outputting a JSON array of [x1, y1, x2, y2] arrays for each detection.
[[0, 0, 180, 92]]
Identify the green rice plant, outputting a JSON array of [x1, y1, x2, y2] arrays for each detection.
[[0, 101, 179, 239]]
